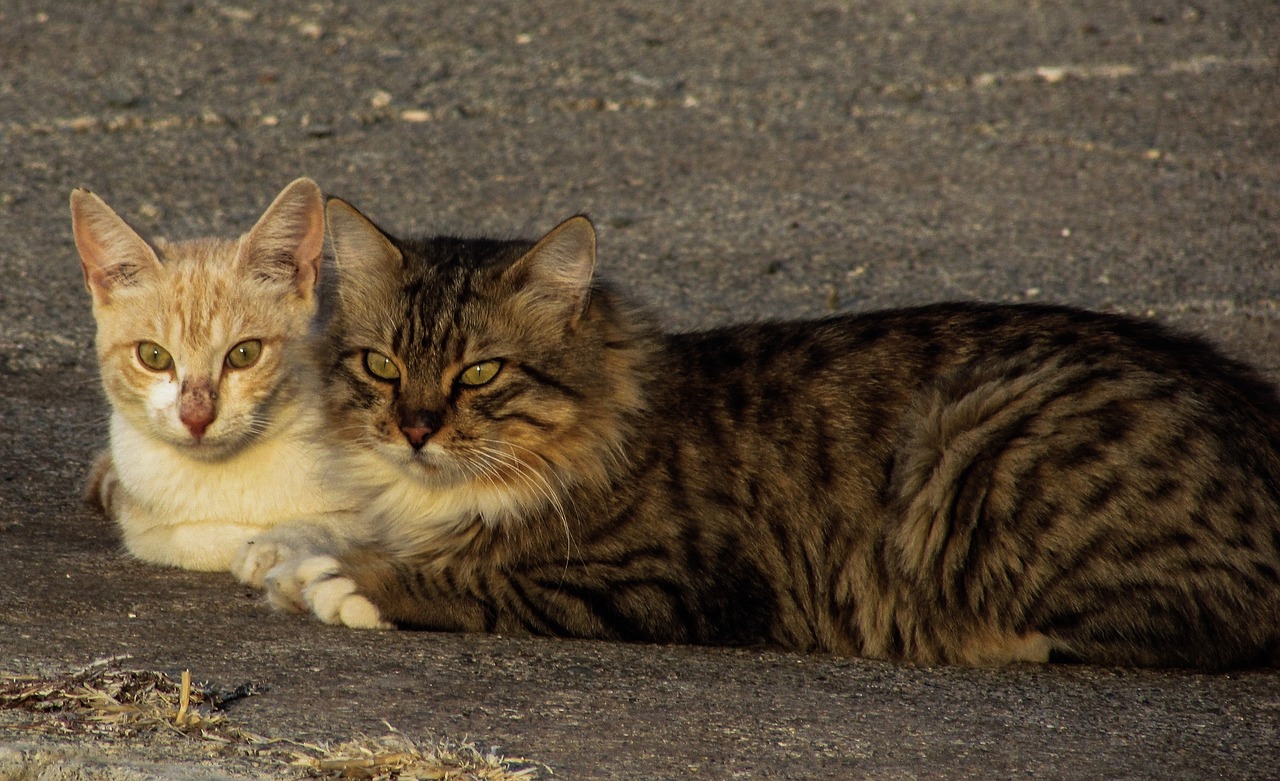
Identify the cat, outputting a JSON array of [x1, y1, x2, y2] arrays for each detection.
[[72, 178, 353, 581], [262, 198, 1280, 668]]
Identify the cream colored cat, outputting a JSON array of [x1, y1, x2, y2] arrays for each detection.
[[72, 178, 352, 581]]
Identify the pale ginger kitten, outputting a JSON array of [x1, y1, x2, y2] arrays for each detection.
[[72, 178, 350, 581]]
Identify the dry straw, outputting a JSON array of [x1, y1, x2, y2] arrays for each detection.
[[1, 656, 547, 780]]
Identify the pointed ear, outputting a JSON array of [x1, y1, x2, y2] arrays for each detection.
[[237, 177, 325, 297], [325, 196, 404, 283], [504, 216, 597, 328], [70, 188, 162, 306]]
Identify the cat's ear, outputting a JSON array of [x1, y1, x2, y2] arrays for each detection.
[[237, 177, 325, 298], [505, 215, 597, 329], [70, 188, 162, 306], [325, 197, 404, 282]]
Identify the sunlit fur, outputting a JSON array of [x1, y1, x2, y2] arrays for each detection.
[[72, 180, 350, 572], [318, 205, 648, 559], [285, 203, 1280, 669]]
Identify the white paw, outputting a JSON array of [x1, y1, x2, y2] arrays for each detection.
[[232, 538, 295, 588], [263, 557, 310, 614], [288, 555, 391, 630]]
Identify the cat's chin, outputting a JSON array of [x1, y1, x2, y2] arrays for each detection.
[[158, 427, 261, 462], [172, 437, 249, 462]]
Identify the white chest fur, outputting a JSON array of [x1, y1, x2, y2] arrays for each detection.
[[108, 404, 348, 570]]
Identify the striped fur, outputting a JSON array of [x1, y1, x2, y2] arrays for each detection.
[[307, 203, 1280, 668]]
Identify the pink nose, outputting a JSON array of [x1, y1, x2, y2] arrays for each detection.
[[179, 379, 218, 439], [400, 425, 432, 449], [399, 410, 442, 450], [181, 407, 216, 438]]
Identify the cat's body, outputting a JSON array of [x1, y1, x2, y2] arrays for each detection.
[[268, 204, 1280, 669], [72, 179, 351, 577]]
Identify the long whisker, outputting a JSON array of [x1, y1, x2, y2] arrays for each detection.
[[467, 440, 576, 580]]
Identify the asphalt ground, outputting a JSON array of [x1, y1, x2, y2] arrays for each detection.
[[1, 0, 1278, 778]]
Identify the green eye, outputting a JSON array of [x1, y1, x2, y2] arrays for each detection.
[[364, 350, 401, 381], [137, 342, 173, 372], [458, 360, 502, 387], [226, 339, 262, 369]]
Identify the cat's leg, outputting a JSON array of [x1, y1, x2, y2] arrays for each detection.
[[119, 512, 261, 571], [265, 553, 390, 629], [87, 452, 266, 571], [955, 629, 1053, 666], [268, 547, 509, 633], [99, 481, 262, 571], [302, 555, 391, 629], [882, 358, 1087, 666], [83, 449, 118, 514], [231, 512, 362, 588]]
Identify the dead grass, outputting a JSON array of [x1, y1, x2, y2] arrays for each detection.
[[0, 657, 549, 780]]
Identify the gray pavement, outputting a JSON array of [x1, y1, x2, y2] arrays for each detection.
[[2, 0, 1279, 778]]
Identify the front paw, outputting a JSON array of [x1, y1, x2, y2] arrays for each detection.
[[232, 537, 295, 588], [272, 555, 391, 630]]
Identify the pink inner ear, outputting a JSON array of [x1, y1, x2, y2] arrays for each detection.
[[295, 205, 325, 291], [243, 180, 326, 293], [71, 191, 159, 302]]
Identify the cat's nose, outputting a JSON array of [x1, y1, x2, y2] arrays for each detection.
[[401, 426, 432, 449], [179, 379, 218, 439], [399, 411, 442, 450], [182, 408, 216, 439]]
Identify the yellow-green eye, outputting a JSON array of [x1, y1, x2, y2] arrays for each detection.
[[364, 350, 401, 381], [458, 360, 502, 387], [225, 339, 262, 369], [137, 342, 173, 372]]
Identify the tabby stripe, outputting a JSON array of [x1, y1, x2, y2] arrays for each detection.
[[1081, 476, 1124, 516], [1022, 531, 1115, 622], [467, 571, 503, 633], [581, 543, 676, 572], [553, 578, 692, 643], [519, 364, 584, 399], [580, 497, 649, 547], [942, 457, 999, 611], [794, 537, 821, 613], [392, 561, 421, 602], [470, 381, 523, 409], [488, 410, 556, 430], [1252, 561, 1279, 586], [505, 574, 574, 636]]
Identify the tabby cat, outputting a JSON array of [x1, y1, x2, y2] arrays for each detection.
[[72, 178, 350, 579], [264, 199, 1280, 668]]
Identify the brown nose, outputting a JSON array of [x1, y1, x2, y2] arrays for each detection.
[[399, 411, 442, 450], [180, 379, 218, 439]]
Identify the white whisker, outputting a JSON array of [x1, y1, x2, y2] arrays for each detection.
[[466, 438, 577, 581]]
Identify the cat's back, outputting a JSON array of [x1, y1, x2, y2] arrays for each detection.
[[644, 302, 1280, 665], [661, 301, 1280, 427], [647, 300, 1280, 541]]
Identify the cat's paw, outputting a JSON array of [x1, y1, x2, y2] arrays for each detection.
[[285, 555, 392, 630], [232, 537, 295, 588]]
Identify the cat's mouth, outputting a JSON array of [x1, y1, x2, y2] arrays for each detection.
[[390, 440, 525, 492], [174, 431, 250, 461], [389, 443, 465, 484], [163, 417, 263, 461]]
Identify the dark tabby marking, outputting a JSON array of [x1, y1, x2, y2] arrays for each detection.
[[314, 200, 1280, 668]]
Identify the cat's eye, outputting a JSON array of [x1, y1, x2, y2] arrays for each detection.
[[458, 360, 502, 387], [136, 342, 173, 372], [225, 339, 262, 369], [364, 350, 401, 381]]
